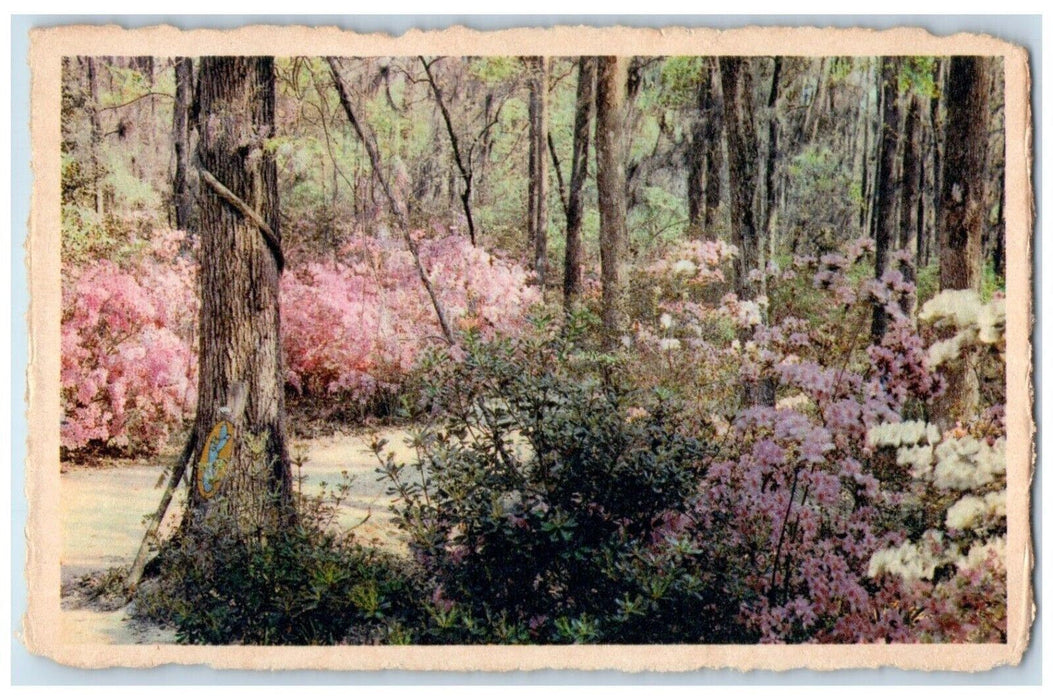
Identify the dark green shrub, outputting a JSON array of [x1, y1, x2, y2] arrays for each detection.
[[133, 467, 425, 645], [375, 316, 743, 643]]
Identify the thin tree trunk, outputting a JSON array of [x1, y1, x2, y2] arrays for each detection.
[[564, 56, 594, 308], [898, 93, 922, 321], [594, 56, 628, 346], [184, 56, 293, 529], [703, 58, 724, 230], [720, 57, 774, 406], [419, 57, 477, 246], [86, 57, 104, 216], [927, 58, 945, 268], [328, 57, 455, 345], [762, 57, 782, 246], [858, 58, 874, 231], [871, 57, 901, 344], [172, 57, 194, 233], [531, 57, 550, 286]]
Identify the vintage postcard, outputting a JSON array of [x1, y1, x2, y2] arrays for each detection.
[[23, 23, 1033, 672]]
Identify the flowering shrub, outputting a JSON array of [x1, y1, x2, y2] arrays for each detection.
[[61, 228, 540, 457], [374, 319, 740, 643], [61, 229, 198, 457], [281, 232, 540, 408], [859, 291, 1009, 642]]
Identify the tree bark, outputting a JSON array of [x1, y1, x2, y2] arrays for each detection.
[[870, 57, 901, 344], [184, 57, 293, 529], [719, 57, 762, 301], [419, 57, 477, 246], [594, 56, 628, 346], [720, 57, 774, 406], [939, 57, 992, 292], [703, 59, 724, 230], [527, 57, 550, 286], [762, 57, 782, 248], [172, 57, 194, 233], [563, 56, 594, 308], [86, 57, 104, 216], [934, 56, 993, 427], [898, 93, 922, 321]]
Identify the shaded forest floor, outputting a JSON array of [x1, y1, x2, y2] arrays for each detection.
[[58, 427, 416, 645]]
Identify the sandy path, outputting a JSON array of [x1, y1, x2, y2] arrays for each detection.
[[59, 427, 418, 645]]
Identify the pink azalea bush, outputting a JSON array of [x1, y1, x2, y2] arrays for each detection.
[[61, 229, 199, 456], [61, 228, 540, 457], [281, 232, 540, 403]]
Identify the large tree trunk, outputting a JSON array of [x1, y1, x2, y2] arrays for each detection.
[[933, 56, 993, 427], [870, 57, 901, 344], [687, 59, 723, 237], [718, 57, 762, 301], [939, 57, 992, 291], [563, 56, 594, 308], [720, 57, 774, 406], [594, 56, 628, 346], [184, 57, 293, 529], [172, 57, 194, 233]]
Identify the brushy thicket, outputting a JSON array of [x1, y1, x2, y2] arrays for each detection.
[[133, 235, 1007, 644], [60, 228, 539, 458]]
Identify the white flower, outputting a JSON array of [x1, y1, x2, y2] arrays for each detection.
[[868, 531, 949, 580], [658, 337, 681, 352], [673, 259, 697, 276], [955, 537, 1006, 572], [896, 444, 934, 479], [659, 313, 673, 330], [932, 436, 1005, 490], [945, 495, 987, 530], [867, 420, 937, 448], [977, 297, 1006, 345], [919, 289, 983, 328]]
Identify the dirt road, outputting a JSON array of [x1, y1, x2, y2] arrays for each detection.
[[59, 428, 418, 645]]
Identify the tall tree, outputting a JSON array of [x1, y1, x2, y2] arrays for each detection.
[[86, 57, 104, 216], [898, 91, 923, 321], [703, 59, 724, 231], [939, 57, 992, 291], [870, 57, 902, 343], [171, 57, 194, 233], [420, 56, 479, 246], [718, 57, 762, 302], [184, 56, 293, 525], [594, 56, 627, 345], [563, 56, 595, 307], [687, 59, 723, 236], [762, 57, 783, 249], [933, 56, 993, 426], [526, 56, 550, 285], [720, 57, 774, 406]]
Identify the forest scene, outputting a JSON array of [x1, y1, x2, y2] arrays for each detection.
[[58, 52, 1009, 646]]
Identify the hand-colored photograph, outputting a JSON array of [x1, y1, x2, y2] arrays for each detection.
[[24, 24, 1033, 672]]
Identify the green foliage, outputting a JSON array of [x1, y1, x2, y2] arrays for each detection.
[[656, 56, 704, 109], [898, 56, 938, 98], [134, 448, 426, 645], [373, 318, 742, 643]]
